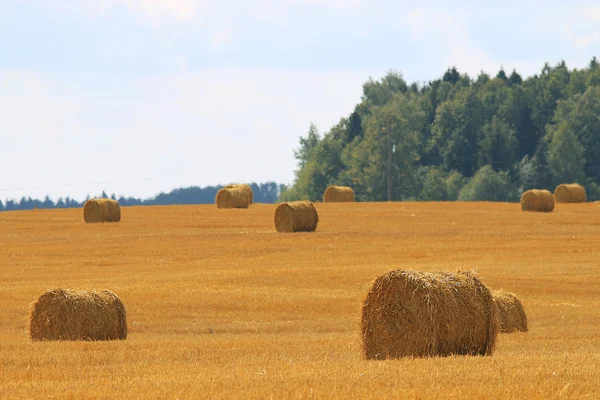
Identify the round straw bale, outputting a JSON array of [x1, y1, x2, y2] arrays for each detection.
[[493, 290, 528, 333], [361, 269, 498, 359], [554, 183, 586, 203], [83, 198, 121, 223], [323, 186, 355, 202], [215, 187, 249, 209], [29, 289, 127, 341], [224, 184, 253, 204], [274, 201, 319, 232], [520, 189, 555, 212]]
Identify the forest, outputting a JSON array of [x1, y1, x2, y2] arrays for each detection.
[[0, 182, 284, 211], [281, 58, 600, 202]]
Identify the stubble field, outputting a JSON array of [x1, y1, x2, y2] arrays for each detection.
[[1, 202, 600, 399]]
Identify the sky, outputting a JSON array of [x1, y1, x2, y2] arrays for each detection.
[[1, 0, 600, 202]]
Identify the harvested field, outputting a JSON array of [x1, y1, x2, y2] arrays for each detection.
[[1, 202, 600, 398]]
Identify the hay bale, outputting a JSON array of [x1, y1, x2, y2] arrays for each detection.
[[215, 187, 249, 209], [274, 201, 319, 232], [83, 198, 121, 223], [361, 269, 498, 359], [224, 184, 253, 204], [554, 183, 586, 203], [493, 290, 528, 333], [520, 189, 555, 212], [29, 289, 127, 341], [323, 186, 355, 202]]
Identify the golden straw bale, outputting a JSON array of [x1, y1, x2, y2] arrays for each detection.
[[215, 187, 250, 209], [29, 289, 127, 341], [225, 184, 253, 204], [323, 186, 355, 202], [493, 290, 528, 333], [83, 198, 121, 223], [274, 201, 319, 232], [554, 183, 586, 203], [520, 189, 555, 212], [361, 269, 498, 359]]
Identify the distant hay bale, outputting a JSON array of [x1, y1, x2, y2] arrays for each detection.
[[361, 269, 498, 359], [554, 183, 586, 203], [224, 184, 253, 204], [520, 189, 555, 212], [493, 290, 528, 333], [29, 289, 127, 341], [83, 198, 121, 223], [215, 187, 250, 209], [274, 201, 319, 232], [323, 186, 355, 202]]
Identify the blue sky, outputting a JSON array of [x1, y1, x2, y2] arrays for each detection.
[[1, 0, 599, 201]]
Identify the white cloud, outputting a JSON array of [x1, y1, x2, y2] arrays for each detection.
[[120, 0, 203, 22], [575, 32, 600, 49], [297, 0, 363, 8], [587, 7, 600, 20], [28, 0, 206, 22], [211, 29, 232, 47]]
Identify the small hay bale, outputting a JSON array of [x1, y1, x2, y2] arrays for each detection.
[[215, 187, 249, 209], [554, 183, 586, 203], [83, 198, 121, 223], [323, 186, 355, 202], [493, 290, 528, 333], [361, 269, 498, 359], [224, 184, 253, 204], [29, 289, 127, 341], [274, 201, 318, 232], [520, 189, 555, 212]]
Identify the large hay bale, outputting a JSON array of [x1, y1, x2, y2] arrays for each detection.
[[29, 289, 127, 341], [361, 269, 498, 359], [83, 198, 121, 223], [274, 201, 319, 232], [323, 186, 355, 202], [554, 183, 586, 203], [520, 189, 555, 212], [215, 187, 249, 209], [224, 184, 253, 204], [493, 290, 528, 333]]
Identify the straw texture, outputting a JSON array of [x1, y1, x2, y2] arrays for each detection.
[[361, 269, 498, 359], [83, 198, 121, 223], [323, 186, 355, 202], [520, 189, 555, 212], [554, 183, 586, 203], [29, 289, 127, 341], [274, 201, 319, 232]]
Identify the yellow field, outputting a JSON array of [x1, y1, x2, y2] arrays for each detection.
[[1, 202, 600, 399]]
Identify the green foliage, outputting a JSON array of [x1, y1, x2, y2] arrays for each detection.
[[547, 122, 586, 186], [281, 58, 600, 203], [458, 165, 512, 201]]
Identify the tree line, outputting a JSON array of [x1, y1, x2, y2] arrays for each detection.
[[281, 58, 600, 202], [0, 182, 285, 212]]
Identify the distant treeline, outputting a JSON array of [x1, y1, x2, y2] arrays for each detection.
[[0, 182, 286, 212]]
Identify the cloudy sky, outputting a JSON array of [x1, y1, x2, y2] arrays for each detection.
[[1, 0, 599, 201]]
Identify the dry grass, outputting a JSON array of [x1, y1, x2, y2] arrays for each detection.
[[224, 184, 253, 204], [520, 189, 555, 212], [29, 288, 127, 341], [83, 198, 121, 223], [493, 290, 528, 333], [215, 187, 249, 209], [361, 269, 498, 359], [1, 202, 600, 398], [274, 201, 318, 232], [554, 183, 587, 203], [324, 186, 355, 202]]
